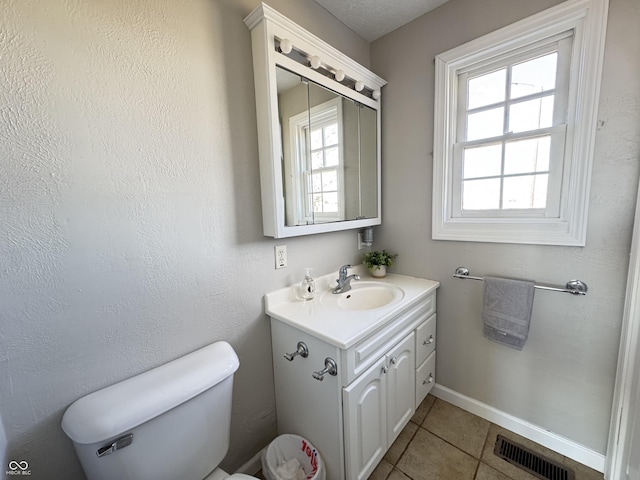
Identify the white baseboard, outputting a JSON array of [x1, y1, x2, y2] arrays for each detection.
[[235, 447, 265, 476], [431, 384, 606, 473]]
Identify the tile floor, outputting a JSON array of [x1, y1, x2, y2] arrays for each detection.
[[368, 395, 604, 480]]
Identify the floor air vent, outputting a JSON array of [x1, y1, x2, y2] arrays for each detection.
[[493, 435, 575, 480]]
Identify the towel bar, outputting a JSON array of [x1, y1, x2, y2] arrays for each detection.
[[453, 267, 588, 296]]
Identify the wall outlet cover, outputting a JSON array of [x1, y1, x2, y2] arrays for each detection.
[[275, 245, 287, 269]]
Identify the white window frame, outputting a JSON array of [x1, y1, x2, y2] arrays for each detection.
[[289, 97, 345, 225], [453, 37, 571, 218], [432, 0, 609, 246]]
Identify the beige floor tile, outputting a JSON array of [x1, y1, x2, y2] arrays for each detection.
[[385, 421, 418, 465], [396, 428, 478, 480], [411, 394, 436, 425], [422, 398, 490, 458], [481, 424, 565, 480], [368, 458, 394, 480], [387, 468, 412, 480], [474, 463, 511, 480]]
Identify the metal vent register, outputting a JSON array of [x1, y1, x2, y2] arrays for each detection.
[[494, 435, 575, 480]]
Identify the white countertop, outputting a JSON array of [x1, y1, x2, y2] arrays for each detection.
[[264, 265, 439, 349]]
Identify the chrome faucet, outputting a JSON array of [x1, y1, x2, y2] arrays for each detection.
[[332, 264, 360, 294]]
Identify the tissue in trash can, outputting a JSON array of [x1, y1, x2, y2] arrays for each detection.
[[275, 458, 305, 480]]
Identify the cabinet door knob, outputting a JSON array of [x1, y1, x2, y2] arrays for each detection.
[[422, 373, 434, 385], [284, 342, 309, 361], [381, 365, 389, 374], [389, 356, 397, 365], [423, 335, 434, 346], [312, 357, 338, 381]]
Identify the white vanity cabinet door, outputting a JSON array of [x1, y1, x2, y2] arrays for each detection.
[[386, 332, 415, 445], [343, 355, 388, 480]]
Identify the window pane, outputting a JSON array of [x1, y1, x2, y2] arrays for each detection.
[[322, 170, 337, 191], [468, 69, 506, 109], [324, 124, 338, 146], [509, 96, 554, 133], [467, 107, 504, 141], [462, 178, 500, 210], [312, 194, 323, 212], [504, 136, 550, 175], [323, 192, 338, 212], [463, 144, 502, 179], [511, 52, 557, 99], [310, 129, 323, 149], [311, 172, 322, 192], [311, 151, 323, 169], [503, 174, 548, 209], [325, 147, 339, 166]]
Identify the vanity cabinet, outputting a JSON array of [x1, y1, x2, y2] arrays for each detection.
[[266, 273, 438, 480]]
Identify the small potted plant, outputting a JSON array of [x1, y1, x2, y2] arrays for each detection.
[[363, 249, 398, 278]]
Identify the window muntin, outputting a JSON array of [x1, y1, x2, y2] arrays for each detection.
[[454, 38, 571, 217]]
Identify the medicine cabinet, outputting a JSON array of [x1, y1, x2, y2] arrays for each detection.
[[244, 4, 387, 238]]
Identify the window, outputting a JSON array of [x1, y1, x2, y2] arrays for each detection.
[[432, 0, 609, 245], [290, 98, 344, 224]]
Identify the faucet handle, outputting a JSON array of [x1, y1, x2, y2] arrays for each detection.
[[339, 264, 352, 275]]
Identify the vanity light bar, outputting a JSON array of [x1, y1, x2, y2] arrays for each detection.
[[275, 38, 379, 100]]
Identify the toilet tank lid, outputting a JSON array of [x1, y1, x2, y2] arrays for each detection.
[[61, 341, 240, 444]]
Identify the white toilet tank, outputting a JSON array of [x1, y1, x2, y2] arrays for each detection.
[[62, 341, 240, 480]]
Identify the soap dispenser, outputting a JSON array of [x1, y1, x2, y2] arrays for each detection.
[[301, 268, 315, 300]]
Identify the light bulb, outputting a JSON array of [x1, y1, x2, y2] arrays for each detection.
[[372, 89, 381, 100], [355, 80, 365, 92], [279, 38, 292, 54], [334, 69, 345, 82], [310, 55, 321, 69]]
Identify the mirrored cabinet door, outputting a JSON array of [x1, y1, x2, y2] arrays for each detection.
[[306, 79, 346, 225], [277, 66, 380, 228], [276, 67, 310, 227], [359, 103, 378, 220]]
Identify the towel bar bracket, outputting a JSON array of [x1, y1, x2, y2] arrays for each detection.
[[453, 267, 588, 296]]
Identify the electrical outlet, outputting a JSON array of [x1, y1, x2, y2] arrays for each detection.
[[275, 245, 287, 269]]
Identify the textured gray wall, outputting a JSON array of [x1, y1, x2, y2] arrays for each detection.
[[3, 0, 639, 477], [0, 0, 368, 478], [371, 0, 640, 454]]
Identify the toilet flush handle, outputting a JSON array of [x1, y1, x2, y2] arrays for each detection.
[[97, 433, 133, 458]]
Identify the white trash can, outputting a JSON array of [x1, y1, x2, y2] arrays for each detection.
[[261, 434, 325, 480]]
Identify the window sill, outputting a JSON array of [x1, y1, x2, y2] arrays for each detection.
[[432, 217, 587, 246]]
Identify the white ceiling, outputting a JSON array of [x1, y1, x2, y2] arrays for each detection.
[[313, 0, 450, 42]]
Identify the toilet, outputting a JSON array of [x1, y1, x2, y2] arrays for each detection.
[[61, 341, 259, 480]]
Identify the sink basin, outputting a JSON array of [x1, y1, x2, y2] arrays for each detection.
[[322, 282, 404, 311]]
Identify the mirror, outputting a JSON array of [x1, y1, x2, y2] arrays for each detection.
[[244, 3, 387, 238], [277, 67, 378, 227]]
